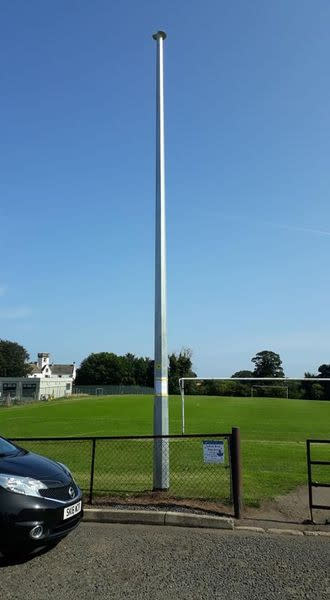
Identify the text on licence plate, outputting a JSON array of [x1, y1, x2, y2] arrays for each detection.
[[63, 501, 82, 520]]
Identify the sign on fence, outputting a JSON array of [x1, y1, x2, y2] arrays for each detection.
[[203, 440, 225, 464]]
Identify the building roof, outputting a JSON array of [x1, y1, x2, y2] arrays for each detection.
[[51, 364, 75, 376], [30, 363, 41, 374]]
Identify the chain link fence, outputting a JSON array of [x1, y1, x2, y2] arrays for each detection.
[[0, 394, 38, 407], [0, 384, 153, 407], [11, 431, 242, 516], [72, 385, 153, 395]]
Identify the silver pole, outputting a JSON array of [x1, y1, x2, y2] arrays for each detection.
[[180, 379, 185, 435], [153, 30, 169, 490]]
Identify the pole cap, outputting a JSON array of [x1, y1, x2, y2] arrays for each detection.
[[152, 31, 167, 40]]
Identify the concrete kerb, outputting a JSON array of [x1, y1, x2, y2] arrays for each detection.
[[83, 508, 330, 535], [84, 508, 234, 530], [164, 512, 234, 529], [84, 509, 167, 526]]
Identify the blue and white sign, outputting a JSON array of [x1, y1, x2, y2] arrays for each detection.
[[203, 440, 225, 464]]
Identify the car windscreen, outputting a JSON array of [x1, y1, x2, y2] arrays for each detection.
[[0, 437, 20, 456]]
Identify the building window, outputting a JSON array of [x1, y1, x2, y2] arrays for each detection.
[[3, 383, 16, 391], [3, 383, 17, 398], [22, 383, 37, 398]]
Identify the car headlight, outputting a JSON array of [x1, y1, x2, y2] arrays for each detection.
[[0, 474, 47, 497]]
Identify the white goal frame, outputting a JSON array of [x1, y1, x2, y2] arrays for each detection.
[[251, 385, 288, 399], [178, 377, 330, 434]]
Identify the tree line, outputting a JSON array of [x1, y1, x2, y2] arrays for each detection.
[[75, 348, 196, 394], [189, 350, 330, 400], [76, 348, 330, 400], [0, 339, 329, 400]]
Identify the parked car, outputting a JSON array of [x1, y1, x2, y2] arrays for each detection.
[[0, 435, 83, 554]]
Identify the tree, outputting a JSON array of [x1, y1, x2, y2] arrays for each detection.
[[287, 381, 303, 400], [133, 356, 154, 388], [316, 364, 330, 400], [200, 380, 250, 397], [0, 340, 31, 377], [317, 364, 330, 378], [299, 371, 328, 400], [230, 370, 253, 396], [310, 383, 324, 400], [231, 370, 253, 378], [168, 348, 196, 394], [301, 372, 317, 400], [76, 352, 124, 385], [76, 349, 194, 390], [252, 350, 284, 378], [121, 353, 137, 385]]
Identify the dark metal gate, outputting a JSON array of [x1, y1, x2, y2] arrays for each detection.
[[306, 439, 330, 522]]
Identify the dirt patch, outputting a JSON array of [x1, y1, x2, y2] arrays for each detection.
[[86, 485, 329, 526], [87, 492, 232, 517], [243, 485, 329, 525]]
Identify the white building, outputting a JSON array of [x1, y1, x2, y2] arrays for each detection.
[[0, 352, 76, 403], [0, 377, 72, 401], [28, 352, 76, 380]]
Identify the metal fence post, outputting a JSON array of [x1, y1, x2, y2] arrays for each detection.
[[227, 437, 233, 503], [89, 438, 96, 505], [230, 427, 243, 519], [306, 440, 313, 523]]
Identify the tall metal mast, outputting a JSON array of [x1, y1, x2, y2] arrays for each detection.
[[152, 30, 169, 490]]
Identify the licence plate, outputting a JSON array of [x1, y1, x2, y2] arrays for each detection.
[[63, 501, 82, 520]]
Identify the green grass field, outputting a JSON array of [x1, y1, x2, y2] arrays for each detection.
[[1, 394, 329, 506]]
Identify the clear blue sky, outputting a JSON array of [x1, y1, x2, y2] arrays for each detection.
[[0, 0, 329, 377]]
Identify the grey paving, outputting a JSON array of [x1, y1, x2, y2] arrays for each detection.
[[0, 523, 329, 600]]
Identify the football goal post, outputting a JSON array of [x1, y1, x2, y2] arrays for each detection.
[[178, 376, 330, 434]]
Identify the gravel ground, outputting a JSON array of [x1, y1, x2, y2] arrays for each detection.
[[0, 523, 329, 600]]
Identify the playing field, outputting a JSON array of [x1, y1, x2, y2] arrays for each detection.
[[1, 395, 329, 506]]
